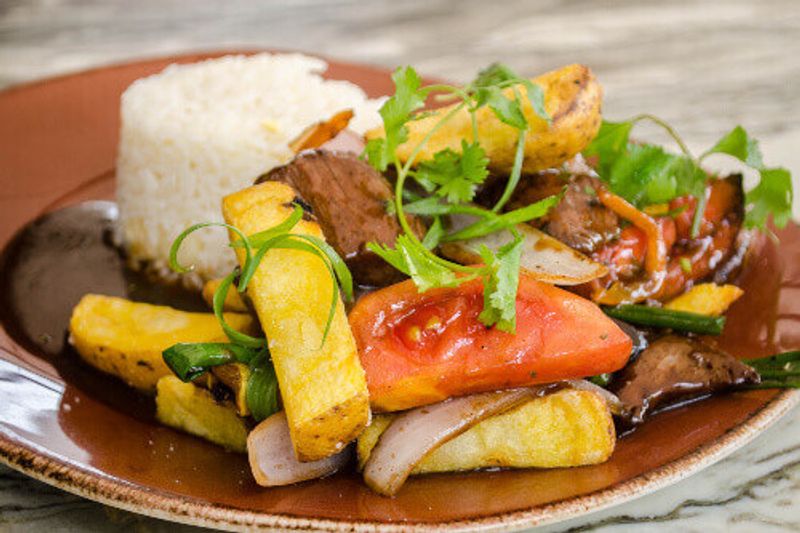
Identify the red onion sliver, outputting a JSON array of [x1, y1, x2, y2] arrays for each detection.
[[248, 411, 351, 487], [363, 387, 548, 496]]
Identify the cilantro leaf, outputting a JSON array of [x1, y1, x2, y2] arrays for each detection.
[[583, 120, 634, 180], [422, 217, 445, 250], [585, 120, 706, 209], [472, 63, 519, 88], [746, 167, 793, 230], [522, 81, 549, 125], [477, 236, 523, 333], [365, 66, 426, 171], [607, 144, 683, 205], [364, 137, 389, 172], [481, 86, 528, 130], [471, 63, 550, 123], [415, 140, 489, 203], [367, 235, 460, 292], [702, 125, 764, 168]]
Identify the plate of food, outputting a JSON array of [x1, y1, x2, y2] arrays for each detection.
[[0, 51, 797, 532]]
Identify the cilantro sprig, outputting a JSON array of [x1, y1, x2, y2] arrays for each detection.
[[584, 116, 793, 236], [364, 64, 554, 332]]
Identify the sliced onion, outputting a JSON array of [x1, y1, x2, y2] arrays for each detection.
[[319, 129, 366, 154], [247, 411, 350, 487], [363, 387, 549, 496], [440, 216, 607, 285], [565, 379, 624, 415]]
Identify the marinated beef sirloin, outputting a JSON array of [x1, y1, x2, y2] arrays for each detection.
[[259, 151, 424, 287], [505, 171, 620, 255], [610, 335, 759, 426]]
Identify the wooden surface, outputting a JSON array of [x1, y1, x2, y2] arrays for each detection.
[[0, 0, 798, 531]]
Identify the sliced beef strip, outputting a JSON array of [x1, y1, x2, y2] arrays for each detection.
[[609, 335, 759, 426], [258, 150, 424, 287], [502, 172, 620, 255]]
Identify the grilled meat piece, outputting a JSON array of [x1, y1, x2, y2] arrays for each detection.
[[609, 335, 759, 426], [259, 151, 424, 287], [505, 171, 620, 255]]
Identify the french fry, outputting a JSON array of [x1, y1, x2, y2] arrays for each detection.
[[222, 182, 370, 461], [156, 376, 249, 453], [358, 389, 615, 474], [69, 294, 254, 392], [367, 64, 602, 174]]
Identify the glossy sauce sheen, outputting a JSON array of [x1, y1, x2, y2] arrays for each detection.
[[0, 55, 797, 525]]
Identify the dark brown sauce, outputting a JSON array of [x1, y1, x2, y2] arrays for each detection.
[[0, 201, 206, 421]]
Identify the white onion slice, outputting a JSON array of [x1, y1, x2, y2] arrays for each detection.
[[440, 215, 608, 285], [247, 411, 350, 487], [319, 129, 366, 154], [363, 387, 548, 496], [565, 379, 624, 415]]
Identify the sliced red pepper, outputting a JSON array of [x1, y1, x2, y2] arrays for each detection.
[[584, 177, 742, 302]]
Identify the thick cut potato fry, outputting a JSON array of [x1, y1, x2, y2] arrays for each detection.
[[223, 182, 370, 461], [156, 376, 249, 453], [367, 64, 602, 174], [69, 294, 254, 392], [358, 389, 614, 473], [664, 283, 744, 316], [202, 278, 250, 312]]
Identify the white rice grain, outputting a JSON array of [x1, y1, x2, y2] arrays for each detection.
[[116, 53, 382, 280]]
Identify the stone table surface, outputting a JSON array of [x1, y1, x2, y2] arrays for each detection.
[[0, 0, 798, 531]]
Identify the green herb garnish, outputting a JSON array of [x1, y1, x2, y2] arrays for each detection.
[[246, 350, 281, 421], [583, 118, 793, 237], [162, 342, 254, 382], [364, 64, 554, 333], [213, 268, 267, 348]]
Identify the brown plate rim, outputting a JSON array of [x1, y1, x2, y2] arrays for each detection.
[[1, 387, 795, 532], [0, 53, 798, 532]]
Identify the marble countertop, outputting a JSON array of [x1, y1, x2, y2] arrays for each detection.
[[0, 0, 798, 531]]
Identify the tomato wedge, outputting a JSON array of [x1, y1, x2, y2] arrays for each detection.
[[349, 275, 632, 412]]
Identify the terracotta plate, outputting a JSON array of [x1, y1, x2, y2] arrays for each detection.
[[0, 52, 798, 532]]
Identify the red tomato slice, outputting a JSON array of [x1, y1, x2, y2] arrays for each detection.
[[349, 274, 632, 412]]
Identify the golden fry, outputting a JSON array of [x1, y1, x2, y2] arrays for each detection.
[[358, 389, 615, 474], [367, 64, 602, 173], [223, 182, 370, 461], [69, 294, 254, 392]]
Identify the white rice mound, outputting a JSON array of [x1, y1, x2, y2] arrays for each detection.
[[116, 53, 382, 281]]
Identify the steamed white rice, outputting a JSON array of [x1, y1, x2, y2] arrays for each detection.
[[116, 53, 382, 281]]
